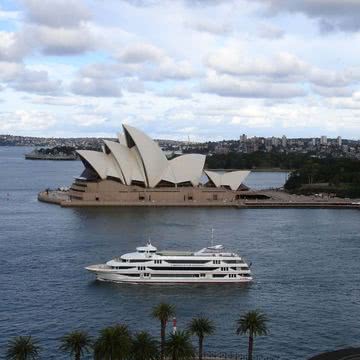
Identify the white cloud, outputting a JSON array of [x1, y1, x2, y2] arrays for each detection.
[[206, 49, 308, 79], [71, 77, 122, 97], [202, 72, 306, 98], [27, 24, 95, 55], [117, 43, 165, 64], [309, 68, 352, 88], [185, 19, 232, 35], [252, 0, 360, 32], [0, 62, 62, 95], [0, 110, 56, 132], [11, 68, 62, 95], [159, 84, 193, 99], [312, 85, 353, 98], [0, 61, 23, 81], [31, 96, 82, 106], [1, 0, 360, 138], [72, 113, 107, 127], [123, 78, 145, 93], [257, 23, 284, 39], [142, 58, 198, 81], [22, 0, 91, 28], [0, 31, 30, 62]]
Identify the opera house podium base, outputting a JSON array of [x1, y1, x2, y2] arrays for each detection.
[[38, 179, 264, 207]]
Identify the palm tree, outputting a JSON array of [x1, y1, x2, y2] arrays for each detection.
[[165, 331, 195, 360], [236, 310, 268, 360], [6, 336, 40, 360], [59, 330, 92, 360], [188, 317, 215, 360], [131, 331, 159, 360], [93, 324, 132, 360], [152, 302, 175, 360]]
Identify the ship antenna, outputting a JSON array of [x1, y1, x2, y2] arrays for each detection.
[[211, 228, 214, 247]]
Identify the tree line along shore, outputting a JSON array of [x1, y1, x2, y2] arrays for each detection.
[[5, 303, 272, 360], [207, 153, 360, 198]]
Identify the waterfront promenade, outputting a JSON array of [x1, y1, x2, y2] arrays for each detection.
[[38, 189, 360, 209]]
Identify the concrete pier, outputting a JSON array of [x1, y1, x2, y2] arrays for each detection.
[[38, 190, 360, 209]]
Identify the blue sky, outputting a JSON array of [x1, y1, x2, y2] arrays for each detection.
[[1, 0, 360, 140]]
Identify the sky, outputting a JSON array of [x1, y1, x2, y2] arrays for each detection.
[[1, 0, 360, 140]]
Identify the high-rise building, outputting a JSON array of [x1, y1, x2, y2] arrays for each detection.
[[320, 136, 327, 145], [240, 134, 247, 143], [337, 136, 342, 146], [281, 135, 287, 147], [271, 136, 279, 146]]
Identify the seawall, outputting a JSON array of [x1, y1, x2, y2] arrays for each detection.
[[38, 191, 360, 209]]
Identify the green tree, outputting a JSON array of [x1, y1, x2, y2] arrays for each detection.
[[152, 302, 175, 360], [93, 324, 132, 360], [188, 317, 215, 360], [165, 331, 195, 360], [131, 331, 159, 360], [236, 310, 268, 360], [5, 336, 40, 360], [59, 330, 92, 360]]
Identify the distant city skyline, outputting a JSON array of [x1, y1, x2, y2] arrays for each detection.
[[1, 0, 360, 140]]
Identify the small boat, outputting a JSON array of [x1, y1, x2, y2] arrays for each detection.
[[85, 243, 252, 284]]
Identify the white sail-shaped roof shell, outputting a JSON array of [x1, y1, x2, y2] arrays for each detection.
[[162, 154, 206, 186], [205, 170, 250, 191], [117, 133, 127, 146], [104, 140, 146, 185], [123, 124, 168, 187], [77, 150, 119, 180], [77, 124, 251, 190]]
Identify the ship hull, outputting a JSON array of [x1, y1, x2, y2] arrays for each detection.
[[86, 265, 252, 284]]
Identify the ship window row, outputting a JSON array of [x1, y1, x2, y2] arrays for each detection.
[[223, 260, 244, 264], [128, 259, 151, 263], [230, 267, 249, 271], [123, 273, 248, 279], [165, 260, 209, 264], [111, 266, 135, 270], [148, 266, 217, 271], [151, 274, 200, 278]]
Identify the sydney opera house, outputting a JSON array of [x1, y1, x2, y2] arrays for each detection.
[[66, 124, 252, 205]]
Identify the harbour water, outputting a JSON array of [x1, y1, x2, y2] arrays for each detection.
[[0, 147, 359, 359]]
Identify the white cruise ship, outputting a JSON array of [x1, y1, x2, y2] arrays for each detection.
[[85, 243, 252, 284]]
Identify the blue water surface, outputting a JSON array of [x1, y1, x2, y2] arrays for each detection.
[[0, 147, 359, 360]]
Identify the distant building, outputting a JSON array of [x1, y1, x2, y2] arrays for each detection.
[[271, 137, 279, 147], [320, 136, 327, 146], [337, 136, 342, 147], [240, 134, 247, 143], [281, 135, 287, 147]]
